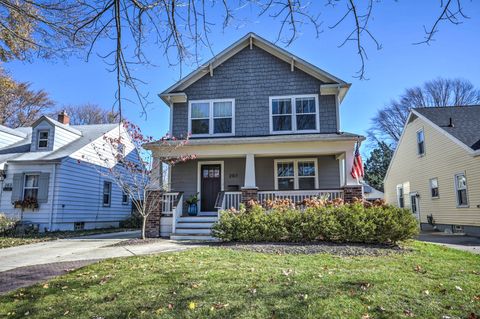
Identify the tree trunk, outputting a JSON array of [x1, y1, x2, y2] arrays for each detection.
[[141, 216, 147, 240]]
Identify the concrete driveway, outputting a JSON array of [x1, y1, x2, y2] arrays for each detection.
[[0, 231, 194, 272], [418, 231, 480, 254], [0, 231, 201, 294]]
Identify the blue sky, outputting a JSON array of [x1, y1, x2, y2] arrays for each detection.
[[5, 1, 480, 153]]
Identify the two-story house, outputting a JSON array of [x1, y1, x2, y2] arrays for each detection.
[[0, 111, 138, 231], [384, 106, 480, 235], [144, 33, 365, 239]]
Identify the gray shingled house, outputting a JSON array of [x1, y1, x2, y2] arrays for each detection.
[[144, 33, 365, 239]]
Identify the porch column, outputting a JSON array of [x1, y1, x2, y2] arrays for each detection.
[[241, 153, 258, 203], [145, 190, 163, 238]]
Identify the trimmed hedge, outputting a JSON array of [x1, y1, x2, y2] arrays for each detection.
[[211, 203, 419, 244]]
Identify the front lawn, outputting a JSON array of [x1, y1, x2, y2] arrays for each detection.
[[0, 228, 134, 249], [0, 241, 479, 318]]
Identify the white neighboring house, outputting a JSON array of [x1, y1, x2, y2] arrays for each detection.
[[0, 111, 137, 231], [363, 184, 384, 201]]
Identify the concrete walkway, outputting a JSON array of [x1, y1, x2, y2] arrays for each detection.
[[418, 231, 480, 254], [0, 231, 195, 272]]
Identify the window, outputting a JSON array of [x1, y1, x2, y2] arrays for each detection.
[[24, 174, 39, 200], [189, 99, 234, 136], [122, 190, 129, 205], [74, 222, 85, 231], [270, 95, 319, 133], [397, 185, 404, 208], [454, 173, 468, 207], [37, 130, 49, 149], [430, 178, 439, 198], [103, 181, 112, 207], [417, 129, 425, 155], [275, 159, 318, 190], [117, 143, 125, 156]]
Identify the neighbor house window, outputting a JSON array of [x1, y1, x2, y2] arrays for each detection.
[[24, 174, 39, 201], [454, 173, 468, 207], [430, 178, 439, 198], [189, 99, 234, 136], [396, 185, 404, 208], [270, 95, 319, 133], [416, 129, 425, 155], [37, 130, 49, 149], [275, 159, 318, 190], [103, 181, 112, 207], [122, 190, 129, 205]]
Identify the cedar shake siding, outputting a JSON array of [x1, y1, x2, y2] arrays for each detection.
[[171, 45, 338, 138]]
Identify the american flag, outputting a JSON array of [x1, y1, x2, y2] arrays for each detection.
[[350, 141, 364, 181]]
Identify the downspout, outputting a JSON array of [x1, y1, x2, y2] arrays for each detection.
[[48, 163, 58, 231]]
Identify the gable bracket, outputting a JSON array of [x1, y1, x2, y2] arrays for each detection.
[[249, 37, 253, 50], [209, 63, 213, 77], [290, 59, 295, 72]]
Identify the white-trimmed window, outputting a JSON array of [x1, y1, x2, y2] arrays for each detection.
[[37, 130, 49, 149], [454, 173, 468, 207], [416, 129, 425, 155], [396, 184, 405, 208], [103, 181, 112, 207], [24, 174, 39, 200], [189, 99, 234, 136], [274, 159, 318, 190], [270, 95, 319, 134], [430, 178, 439, 198]]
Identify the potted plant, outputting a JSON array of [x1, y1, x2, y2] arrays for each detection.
[[185, 193, 199, 216]]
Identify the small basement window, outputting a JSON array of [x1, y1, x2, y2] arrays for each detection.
[[74, 222, 85, 231], [37, 130, 49, 149]]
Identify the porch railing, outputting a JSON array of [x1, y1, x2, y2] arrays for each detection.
[[258, 189, 344, 204], [162, 192, 183, 234], [215, 189, 344, 212]]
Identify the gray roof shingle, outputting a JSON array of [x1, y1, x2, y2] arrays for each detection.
[[414, 105, 480, 151]]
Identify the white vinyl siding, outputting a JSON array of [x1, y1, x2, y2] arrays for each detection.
[[188, 99, 235, 137], [269, 95, 320, 134]]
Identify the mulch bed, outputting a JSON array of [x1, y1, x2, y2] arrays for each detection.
[[214, 242, 408, 256]]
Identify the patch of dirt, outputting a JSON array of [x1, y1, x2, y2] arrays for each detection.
[[214, 242, 408, 256]]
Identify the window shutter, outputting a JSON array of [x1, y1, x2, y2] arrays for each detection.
[[11, 173, 24, 202], [37, 173, 50, 203]]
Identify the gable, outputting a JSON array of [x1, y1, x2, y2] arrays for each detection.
[[161, 33, 350, 104]]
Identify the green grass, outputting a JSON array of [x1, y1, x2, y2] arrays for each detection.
[[1, 241, 479, 318], [0, 228, 135, 249]]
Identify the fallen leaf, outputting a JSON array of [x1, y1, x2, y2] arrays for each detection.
[[42, 284, 49, 289], [423, 290, 430, 295], [64, 310, 69, 316], [212, 303, 229, 309], [24, 311, 30, 316], [404, 309, 414, 317], [362, 314, 371, 319], [298, 293, 308, 301], [473, 295, 480, 301], [442, 316, 451, 319], [468, 313, 478, 319], [360, 282, 371, 291], [282, 269, 293, 276], [249, 288, 257, 295], [455, 286, 463, 291], [168, 303, 174, 310]]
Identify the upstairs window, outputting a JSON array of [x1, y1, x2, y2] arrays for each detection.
[[454, 173, 468, 207], [37, 130, 49, 149], [416, 129, 425, 155], [396, 185, 404, 208], [270, 95, 319, 134], [103, 181, 112, 207], [430, 178, 439, 198], [189, 99, 234, 136], [275, 159, 318, 190]]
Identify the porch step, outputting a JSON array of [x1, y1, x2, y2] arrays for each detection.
[[176, 227, 212, 235], [177, 222, 215, 228], [198, 211, 218, 217], [170, 233, 217, 241], [178, 216, 217, 223]]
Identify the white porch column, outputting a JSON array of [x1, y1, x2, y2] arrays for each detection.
[[243, 153, 256, 188]]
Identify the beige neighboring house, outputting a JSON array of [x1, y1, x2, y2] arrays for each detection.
[[384, 105, 480, 235]]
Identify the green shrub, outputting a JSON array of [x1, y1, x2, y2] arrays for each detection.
[[0, 213, 19, 236], [211, 203, 419, 244], [119, 211, 142, 229]]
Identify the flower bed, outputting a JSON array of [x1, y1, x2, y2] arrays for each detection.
[[212, 199, 419, 244]]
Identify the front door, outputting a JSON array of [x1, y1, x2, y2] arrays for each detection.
[[200, 164, 221, 212], [410, 193, 420, 220]]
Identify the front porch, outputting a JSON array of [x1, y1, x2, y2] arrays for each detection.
[[147, 136, 364, 239]]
